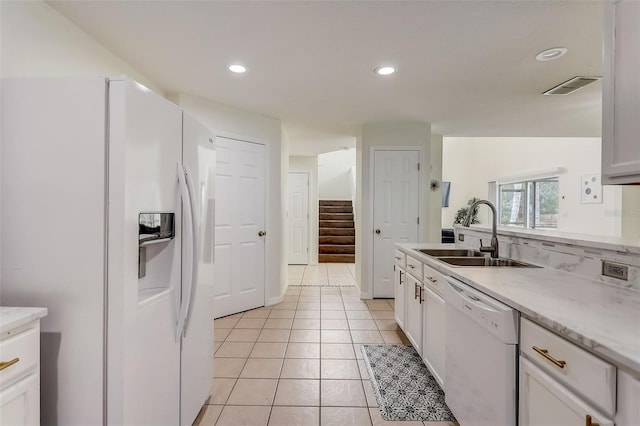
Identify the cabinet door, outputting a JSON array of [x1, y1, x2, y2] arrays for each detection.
[[394, 266, 406, 331], [602, 0, 640, 184], [422, 286, 445, 389], [519, 357, 613, 426], [616, 369, 640, 426], [404, 274, 422, 354], [0, 372, 40, 426]]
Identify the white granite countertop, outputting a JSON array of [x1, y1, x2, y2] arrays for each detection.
[[0, 307, 48, 335], [397, 243, 640, 375]]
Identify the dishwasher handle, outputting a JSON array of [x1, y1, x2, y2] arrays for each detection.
[[446, 280, 499, 313]]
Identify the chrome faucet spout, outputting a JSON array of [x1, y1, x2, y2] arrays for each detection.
[[463, 199, 499, 258]]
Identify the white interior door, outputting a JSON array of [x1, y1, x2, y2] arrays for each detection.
[[288, 172, 310, 264], [372, 150, 420, 298], [214, 137, 266, 318]]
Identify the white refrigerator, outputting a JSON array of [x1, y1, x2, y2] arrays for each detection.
[[0, 77, 215, 425]]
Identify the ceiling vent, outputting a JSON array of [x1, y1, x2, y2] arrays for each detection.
[[542, 76, 601, 95]]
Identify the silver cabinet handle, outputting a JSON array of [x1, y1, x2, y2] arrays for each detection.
[[425, 276, 437, 283], [258, 231, 266, 237], [408, 264, 415, 269], [375, 229, 381, 235]]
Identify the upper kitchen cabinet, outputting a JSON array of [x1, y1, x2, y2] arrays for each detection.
[[602, 0, 640, 185]]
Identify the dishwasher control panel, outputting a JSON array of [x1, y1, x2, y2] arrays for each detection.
[[444, 277, 519, 344]]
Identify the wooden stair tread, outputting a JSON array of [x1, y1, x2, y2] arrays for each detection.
[[318, 200, 355, 263]]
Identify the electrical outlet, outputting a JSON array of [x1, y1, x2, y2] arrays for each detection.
[[458, 233, 465, 242], [602, 260, 628, 281]]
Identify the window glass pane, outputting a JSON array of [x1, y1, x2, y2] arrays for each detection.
[[534, 179, 559, 228], [499, 182, 526, 227]]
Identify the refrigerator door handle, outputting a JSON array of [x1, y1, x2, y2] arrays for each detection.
[[176, 162, 194, 341], [182, 167, 200, 336]]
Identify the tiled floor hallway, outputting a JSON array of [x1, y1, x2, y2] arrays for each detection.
[[195, 265, 455, 426]]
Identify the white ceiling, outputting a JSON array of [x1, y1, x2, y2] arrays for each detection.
[[49, 0, 604, 155]]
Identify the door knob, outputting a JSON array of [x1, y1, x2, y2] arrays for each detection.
[[258, 231, 266, 237], [375, 229, 381, 235]]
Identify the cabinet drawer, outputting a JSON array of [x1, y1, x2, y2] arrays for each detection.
[[0, 322, 40, 389], [521, 318, 616, 416], [422, 263, 447, 296], [394, 250, 406, 269], [405, 255, 422, 280]]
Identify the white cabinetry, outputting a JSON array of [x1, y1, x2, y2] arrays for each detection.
[[393, 250, 407, 330], [519, 318, 615, 426], [602, 0, 640, 184], [616, 369, 640, 426], [421, 285, 445, 388], [404, 273, 423, 354], [421, 263, 446, 388], [393, 265, 406, 330], [520, 357, 613, 426], [0, 313, 46, 426]]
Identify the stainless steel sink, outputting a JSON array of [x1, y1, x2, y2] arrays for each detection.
[[417, 249, 484, 257], [436, 256, 540, 267]]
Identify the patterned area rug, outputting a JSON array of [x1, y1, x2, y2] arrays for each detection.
[[362, 344, 457, 422]]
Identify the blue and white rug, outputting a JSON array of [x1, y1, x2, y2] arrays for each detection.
[[362, 344, 457, 422]]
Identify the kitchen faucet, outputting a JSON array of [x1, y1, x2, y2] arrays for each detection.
[[463, 199, 499, 258]]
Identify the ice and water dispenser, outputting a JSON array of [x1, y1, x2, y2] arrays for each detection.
[[138, 213, 175, 279]]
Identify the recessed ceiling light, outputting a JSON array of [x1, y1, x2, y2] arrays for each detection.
[[374, 66, 397, 76], [228, 64, 247, 74], [535, 47, 568, 62]]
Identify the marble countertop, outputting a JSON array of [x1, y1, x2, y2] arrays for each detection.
[[397, 243, 640, 374], [1, 307, 48, 335]]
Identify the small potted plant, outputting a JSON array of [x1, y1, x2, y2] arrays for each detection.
[[453, 197, 481, 225]]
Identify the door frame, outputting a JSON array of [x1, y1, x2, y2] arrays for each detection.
[[366, 145, 426, 299], [213, 130, 270, 309], [287, 171, 310, 265]]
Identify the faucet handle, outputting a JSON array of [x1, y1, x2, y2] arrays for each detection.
[[478, 239, 492, 252]]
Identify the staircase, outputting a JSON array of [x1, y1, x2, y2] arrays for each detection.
[[318, 200, 355, 263]]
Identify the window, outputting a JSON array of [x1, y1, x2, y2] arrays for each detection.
[[499, 177, 559, 229]]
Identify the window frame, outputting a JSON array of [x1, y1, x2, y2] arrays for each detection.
[[497, 176, 559, 230]]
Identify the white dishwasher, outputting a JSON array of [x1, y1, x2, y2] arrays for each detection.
[[443, 276, 519, 426]]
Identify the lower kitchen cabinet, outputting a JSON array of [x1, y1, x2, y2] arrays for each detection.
[[404, 273, 423, 354], [0, 318, 43, 426], [421, 285, 445, 388], [393, 265, 406, 330], [519, 357, 613, 426], [616, 369, 640, 426]]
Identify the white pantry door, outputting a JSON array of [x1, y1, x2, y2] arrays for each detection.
[[372, 150, 420, 298], [214, 137, 266, 318], [288, 172, 309, 264]]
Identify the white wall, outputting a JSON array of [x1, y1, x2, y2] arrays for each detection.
[[289, 156, 319, 265], [318, 149, 356, 200], [428, 134, 444, 243], [442, 137, 623, 237], [621, 186, 640, 240], [357, 122, 431, 298], [0, 1, 162, 92], [169, 93, 285, 304]]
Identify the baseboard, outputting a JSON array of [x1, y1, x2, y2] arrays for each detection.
[[266, 285, 287, 306]]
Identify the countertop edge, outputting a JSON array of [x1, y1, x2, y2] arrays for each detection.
[[0, 306, 48, 334], [396, 243, 640, 375]]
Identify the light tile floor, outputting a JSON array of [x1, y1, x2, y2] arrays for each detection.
[[288, 263, 357, 287], [196, 284, 456, 426]]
